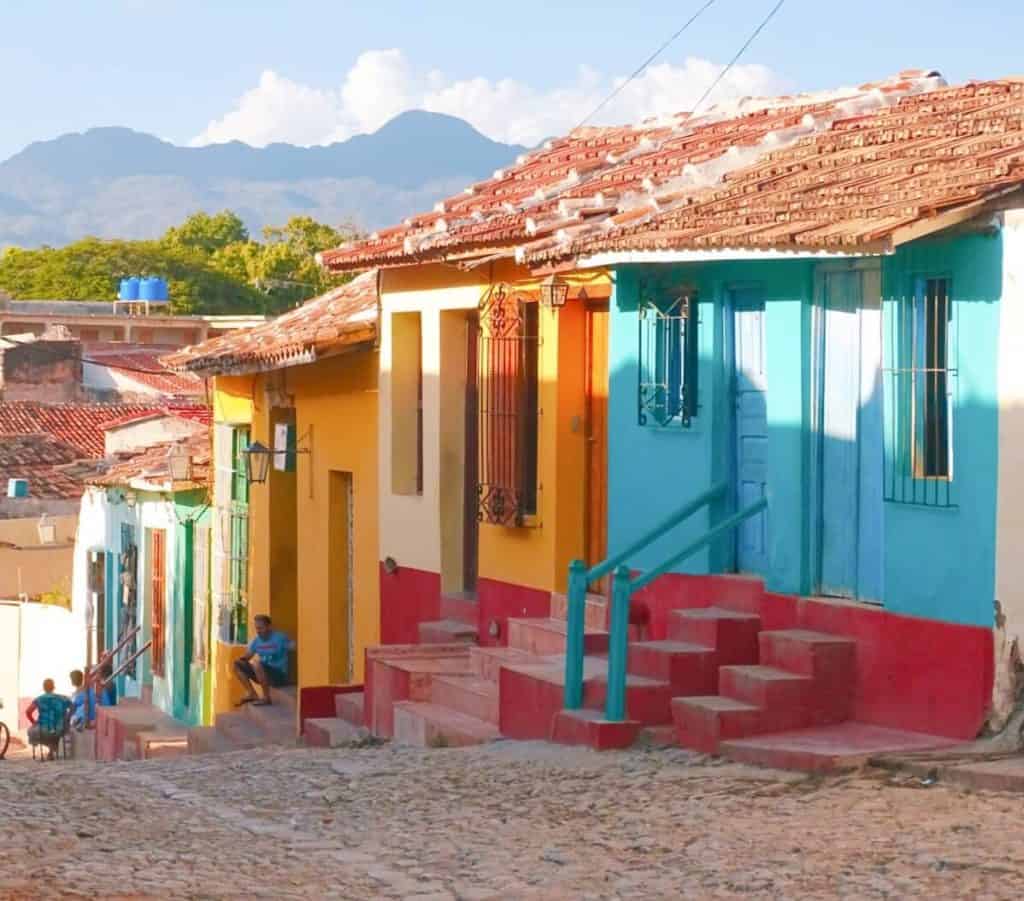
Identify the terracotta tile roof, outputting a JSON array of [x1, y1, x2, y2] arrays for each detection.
[[0, 401, 210, 458], [0, 433, 95, 499], [320, 73, 1024, 268], [83, 344, 206, 396], [91, 427, 211, 490], [163, 271, 378, 375]]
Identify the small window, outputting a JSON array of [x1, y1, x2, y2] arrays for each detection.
[[477, 285, 540, 526], [915, 278, 951, 479], [149, 529, 166, 678], [391, 312, 423, 495], [883, 275, 956, 507], [638, 289, 699, 427]]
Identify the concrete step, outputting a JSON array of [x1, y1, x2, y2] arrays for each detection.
[[304, 717, 370, 748], [586, 673, 674, 725], [628, 640, 717, 695], [418, 619, 479, 645], [430, 675, 500, 724], [215, 711, 272, 749], [667, 607, 761, 666], [335, 691, 365, 725], [469, 646, 540, 682], [552, 709, 642, 751], [671, 695, 763, 754], [507, 617, 609, 656], [718, 665, 814, 711], [243, 699, 298, 744], [188, 725, 237, 756], [392, 701, 501, 748], [264, 684, 297, 711], [759, 629, 856, 680], [137, 730, 190, 760], [549, 592, 608, 630], [440, 592, 479, 626]]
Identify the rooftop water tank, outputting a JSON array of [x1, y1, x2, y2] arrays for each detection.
[[7, 478, 28, 499], [118, 277, 140, 301], [139, 276, 169, 302]]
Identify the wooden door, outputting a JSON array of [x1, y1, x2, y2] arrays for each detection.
[[732, 288, 769, 575], [585, 304, 610, 588], [817, 267, 884, 601], [149, 529, 166, 678], [463, 313, 480, 593]]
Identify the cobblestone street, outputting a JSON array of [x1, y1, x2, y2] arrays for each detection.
[[1, 741, 1023, 899]]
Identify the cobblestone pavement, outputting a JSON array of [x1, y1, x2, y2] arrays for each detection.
[[1, 740, 1023, 899]]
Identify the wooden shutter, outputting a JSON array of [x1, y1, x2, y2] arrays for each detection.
[[150, 530, 166, 677], [477, 285, 538, 526], [192, 525, 210, 666]]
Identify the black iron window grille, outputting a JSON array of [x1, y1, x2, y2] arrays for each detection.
[[638, 288, 699, 427], [477, 284, 540, 527], [883, 276, 957, 507]]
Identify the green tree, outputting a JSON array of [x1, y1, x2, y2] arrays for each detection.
[[163, 211, 249, 255]]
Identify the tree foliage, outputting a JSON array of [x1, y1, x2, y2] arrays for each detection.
[[0, 211, 359, 315]]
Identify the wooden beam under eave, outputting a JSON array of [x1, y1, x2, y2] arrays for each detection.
[[890, 187, 1024, 248]]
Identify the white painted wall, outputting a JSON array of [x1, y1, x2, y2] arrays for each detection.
[[377, 269, 480, 574], [103, 415, 204, 455], [994, 208, 1024, 726]]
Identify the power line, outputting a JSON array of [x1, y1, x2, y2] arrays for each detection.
[[571, 0, 719, 132], [690, 0, 787, 116], [0, 333, 193, 378]]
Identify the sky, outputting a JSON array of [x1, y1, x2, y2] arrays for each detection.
[[2, 0, 1023, 161]]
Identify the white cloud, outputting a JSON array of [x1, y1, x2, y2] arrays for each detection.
[[192, 50, 788, 149]]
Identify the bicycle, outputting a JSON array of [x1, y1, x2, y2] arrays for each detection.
[[0, 699, 10, 760]]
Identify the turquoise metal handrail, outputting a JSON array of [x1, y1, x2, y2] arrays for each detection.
[[563, 486, 768, 721], [563, 479, 728, 709]]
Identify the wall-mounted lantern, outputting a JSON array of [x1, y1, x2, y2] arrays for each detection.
[[241, 433, 310, 485], [538, 274, 570, 309], [167, 445, 192, 483], [37, 514, 56, 545]]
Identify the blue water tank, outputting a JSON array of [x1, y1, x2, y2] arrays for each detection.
[[154, 277, 169, 301], [119, 277, 140, 301], [139, 276, 158, 301], [7, 478, 29, 498]]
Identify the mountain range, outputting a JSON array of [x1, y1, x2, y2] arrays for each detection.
[[0, 112, 528, 248]]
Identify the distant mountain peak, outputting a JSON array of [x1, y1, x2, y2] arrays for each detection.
[[0, 113, 527, 249]]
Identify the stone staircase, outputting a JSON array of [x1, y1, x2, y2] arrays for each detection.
[[188, 686, 300, 755], [331, 582, 880, 770]]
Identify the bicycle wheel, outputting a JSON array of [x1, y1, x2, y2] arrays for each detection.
[[0, 722, 9, 760]]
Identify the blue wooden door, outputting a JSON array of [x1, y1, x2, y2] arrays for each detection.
[[732, 288, 769, 574], [818, 268, 884, 601]]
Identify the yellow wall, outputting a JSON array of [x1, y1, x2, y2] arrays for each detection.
[[213, 375, 255, 424], [288, 351, 380, 687], [379, 262, 608, 596]]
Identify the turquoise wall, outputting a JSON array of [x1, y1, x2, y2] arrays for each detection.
[[880, 232, 1001, 626], [608, 231, 1001, 628]]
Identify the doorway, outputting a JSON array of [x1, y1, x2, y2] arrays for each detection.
[[585, 302, 610, 591], [731, 287, 769, 575], [813, 265, 884, 602], [328, 471, 354, 683], [463, 312, 480, 594]]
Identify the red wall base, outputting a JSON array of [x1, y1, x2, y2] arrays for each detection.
[[477, 577, 550, 647], [379, 563, 441, 645], [298, 685, 364, 731], [634, 572, 993, 741]]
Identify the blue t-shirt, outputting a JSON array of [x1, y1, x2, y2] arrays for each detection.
[[98, 682, 117, 707], [248, 631, 289, 673], [72, 687, 97, 724], [34, 693, 71, 732]]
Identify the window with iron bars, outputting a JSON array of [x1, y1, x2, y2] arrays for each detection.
[[638, 288, 699, 427], [883, 276, 956, 507], [477, 284, 540, 527]]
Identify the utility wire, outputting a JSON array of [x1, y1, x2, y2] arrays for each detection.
[[570, 0, 719, 132], [690, 0, 787, 116], [0, 332, 195, 378]]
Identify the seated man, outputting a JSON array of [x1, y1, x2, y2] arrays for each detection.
[[69, 669, 96, 731], [95, 661, 117, 708], [26, 679, 72, 761], [233, 615, 292, 706]]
